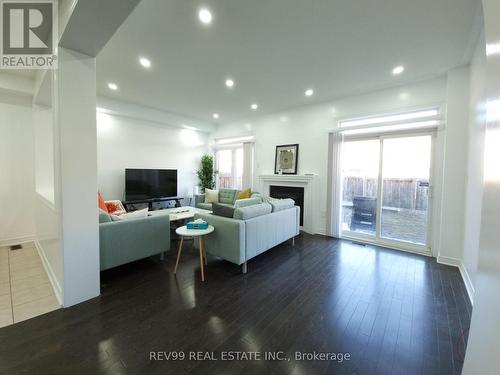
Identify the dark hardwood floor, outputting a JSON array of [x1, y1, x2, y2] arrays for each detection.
[[0, 234, 471, 375]]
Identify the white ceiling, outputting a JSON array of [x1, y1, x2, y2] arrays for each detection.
[[96, 0, 481, 124]]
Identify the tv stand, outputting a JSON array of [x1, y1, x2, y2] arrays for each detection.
[[123, 197, 183, 211]]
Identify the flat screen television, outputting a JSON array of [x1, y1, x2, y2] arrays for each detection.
[[125, 169, 178, 201]]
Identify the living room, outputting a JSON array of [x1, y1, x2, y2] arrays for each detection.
[[1, 0, 500, 374]]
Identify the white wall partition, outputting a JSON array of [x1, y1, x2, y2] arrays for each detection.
[[57, 48, 100, 307], [462, 32, 487, 299], [436, 67, 471, 264], [32, 71, 63, 301], [463, 0, 500, 372]]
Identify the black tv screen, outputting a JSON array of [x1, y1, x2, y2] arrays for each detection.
[[125, 169, 178, 201]]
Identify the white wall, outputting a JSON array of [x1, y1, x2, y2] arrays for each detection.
[[463, 0, 500, 372], [214, 77, 447, 235], [436, 67, 470, 265], [58, 48, 100, 307], [96, 111, 209, 205], [33, 104, 55, 203], [462, 33, 487, 299], [32, 72, 63, 301], [0, 101, 35, 246]]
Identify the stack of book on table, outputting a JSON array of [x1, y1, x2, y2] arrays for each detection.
[[187, 218, 208, 230]]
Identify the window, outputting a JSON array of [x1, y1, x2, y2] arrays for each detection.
[[216, 147, 244, 190]]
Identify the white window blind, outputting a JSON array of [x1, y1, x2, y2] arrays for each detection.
[[336, 108, 442, 136]]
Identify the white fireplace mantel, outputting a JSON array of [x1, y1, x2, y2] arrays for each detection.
[[258, 174, 318, 234]]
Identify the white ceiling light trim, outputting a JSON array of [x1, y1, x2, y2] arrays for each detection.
[[139, 57, 151, 68], [198, 8, 213, 25], [107, 83, 118, 90], [225, 79, 234, 88], [305, 89, 314, 96], [212, 113, 219, 119], [251, 103, 258, 110], [392, 65, 405, 75]]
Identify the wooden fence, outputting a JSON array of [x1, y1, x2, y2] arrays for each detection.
[[343, 177, 429, 210]]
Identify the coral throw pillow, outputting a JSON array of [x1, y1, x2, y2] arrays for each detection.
[[238, 188, 252, 199], [105, 200, 127, 215], [98, 192, 108, 212]]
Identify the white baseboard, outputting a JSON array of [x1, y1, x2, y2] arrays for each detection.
[[437, 255, 461, 267], [437, 256, 474, 305], [34, 240, 63, 306], [0, 235, 36, 248], [458, 263, 475, 305]]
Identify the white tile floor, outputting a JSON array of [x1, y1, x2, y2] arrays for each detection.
[[0, 242, 60, 328]]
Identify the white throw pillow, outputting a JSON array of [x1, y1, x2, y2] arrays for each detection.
[[111, 208, 149, 221], [204, 189, 219, 204]]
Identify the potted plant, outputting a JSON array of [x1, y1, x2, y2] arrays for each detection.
[[197, 154, 218, 192]]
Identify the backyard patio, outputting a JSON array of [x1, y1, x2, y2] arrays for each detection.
[[342, 205, 427, 245]]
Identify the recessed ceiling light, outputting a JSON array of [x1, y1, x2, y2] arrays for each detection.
[[108, 83, 118, 91], [198, 8, 212, 24], [139, 57, 151, 68], [213, 113, 219, 119], [305, 89, 314, 97], [225, 79, 234, 88], [251, 103, 258, 110], [392, 66, 405, 75]]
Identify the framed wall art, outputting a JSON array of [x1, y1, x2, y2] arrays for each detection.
[[274, 144, 299, 174]]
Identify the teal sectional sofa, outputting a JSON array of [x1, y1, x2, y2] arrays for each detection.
[[194, 200, 299, 273], [98, 210, 171, 270], [194, 188, 263, 210]]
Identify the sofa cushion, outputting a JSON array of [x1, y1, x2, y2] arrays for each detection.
[[212, 203, 235, 218], [219, 188, 238, 204], [233, 202, 272, 220], [99, 209, 112, 223], [111, 208, 149, 221], [234, 197, 262, 209], [197, 202, 213, 210], [237, 188, 252, 199], [250, 192, 263, 203], [204, 189, 219, 204], [269, 198, 295, 212]]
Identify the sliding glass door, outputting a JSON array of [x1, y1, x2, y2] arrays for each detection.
[[341, 133, 433, 250], [341, 139, 380, 237], [380, 135, 432, 245]]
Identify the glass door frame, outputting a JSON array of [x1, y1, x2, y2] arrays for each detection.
[[340, 129, 436, 255]]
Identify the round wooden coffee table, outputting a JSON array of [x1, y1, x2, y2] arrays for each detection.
[[174, 225, 214, 282]]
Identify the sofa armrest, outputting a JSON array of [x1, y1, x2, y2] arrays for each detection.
[[194, 212, 246, 265], [99, 213, 171, 270], [194, 194, 205, 207]]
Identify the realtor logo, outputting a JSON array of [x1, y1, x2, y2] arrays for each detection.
[[1, 0, 57, 69]]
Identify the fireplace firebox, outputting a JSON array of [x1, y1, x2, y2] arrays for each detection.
[[269, 185, 304, 226]]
